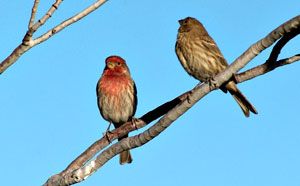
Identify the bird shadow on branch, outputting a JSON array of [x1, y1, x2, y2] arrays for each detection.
[[43, 15, 300, 186]]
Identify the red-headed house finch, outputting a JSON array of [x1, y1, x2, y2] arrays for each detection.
[[175, 17, 257, 117], [97, 55, 137, 164]]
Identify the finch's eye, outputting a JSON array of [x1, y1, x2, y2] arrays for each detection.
[[116, 62, 121, 66]]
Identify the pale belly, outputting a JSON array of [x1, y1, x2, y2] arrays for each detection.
[[176, 35, 227, 82], [100, 91, 134, 124]]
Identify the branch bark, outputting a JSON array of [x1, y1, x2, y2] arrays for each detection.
[[236, 25, 300, 83], [28, 0, 40, 28], [43, 15, 300, 186], [0, 0, 108, 75]]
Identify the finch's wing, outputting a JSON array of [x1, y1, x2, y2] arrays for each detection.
[[96, 77, 108, 119], [201, 35, 229, 93], [175, 41, 193, 76], [200, 36, 228, 67], [132, 81, 138, 116], [96, 78, 101, 110]]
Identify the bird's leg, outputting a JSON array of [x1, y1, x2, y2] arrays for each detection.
[[103, 122, 113, 143], [186, 91, 193, 104], [205, 77, 218, 91], [131, 117, 139, 130]]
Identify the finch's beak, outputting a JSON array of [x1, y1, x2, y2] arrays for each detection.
[[178, 19, 184, 25], [107, 62, 115, 69]]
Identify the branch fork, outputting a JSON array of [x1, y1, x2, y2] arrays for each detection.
[[0, 0, 108, 74]]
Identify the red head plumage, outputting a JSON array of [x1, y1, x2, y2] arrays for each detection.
[[103, 55, 130, 76], [105, 55, 126, 64]]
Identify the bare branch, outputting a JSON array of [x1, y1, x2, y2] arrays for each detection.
[[0, 44, 32, 74], [24, 0, 64, 44], [31, 0, 63, 32], [43, 15, 300, 186], [28, 0, 40, 29], [33, 0, 108, 45], [235, 25, 300, 83], [0, 0, 108, 75], [225, 16, 300, 81], [279, 54, 300, 64], [0, 0, 63, 74], [66, 89, 199, 185], [235, 54, 300, 83], [267, 26, 300, 63], [43, 92, 188, 185]]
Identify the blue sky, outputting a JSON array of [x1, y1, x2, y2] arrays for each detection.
[[1, 1, 300, 186]]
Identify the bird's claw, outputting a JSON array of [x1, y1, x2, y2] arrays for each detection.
[[131, 117, 139, 130], [103, 130, 113, 143], [205, 77, 218, 90]]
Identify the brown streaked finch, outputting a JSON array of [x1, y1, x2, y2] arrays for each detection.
[[97, 55, 137, 164], [175, 17, 257, 117]]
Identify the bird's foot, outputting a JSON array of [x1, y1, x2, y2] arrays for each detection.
[[103, 122, 113, 143], [103, 130, 113, 143], [205, 77, 218, 91], [186, 92, 193, 104], [131, 117, 139, 130]]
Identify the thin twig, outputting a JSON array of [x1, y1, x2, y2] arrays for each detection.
[[33, 0, 108, 45], [236, 54, 300, 83], [24, 0, 63, 44], [235, 25, 300, 83], [267, 26, 300, 63], [0, 0, 64, 74], [0, 0, 108, 75], [31, 0, 63, 32], [278, 54, 300, 65], [28, 0, 40, 29]]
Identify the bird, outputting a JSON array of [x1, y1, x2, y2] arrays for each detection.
[[175, 17, 257, 117], [96, 55, 137, 164]]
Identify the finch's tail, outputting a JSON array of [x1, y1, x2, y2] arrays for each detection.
[[120, 150, 132, 165], [118, 134, 133, 165], [226, 82, 258, 117]]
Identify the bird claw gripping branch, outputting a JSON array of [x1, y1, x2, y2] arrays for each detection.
[[205, 77, 218, 91], [131, 117, 139, 130], [103, 130, 113, 143]]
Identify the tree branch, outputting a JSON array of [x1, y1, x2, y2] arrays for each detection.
[[30, 0, 63, 33], [23, 0, 64, 45], [235, 24, 300, 83], [267, 25, 300, 63], [43, 15, 300, 186], [43, 92, 189, 185], [33, 0, 108, 45], [0, 0, 108, 75], [28, 0, 40, 29], [0, 44, 32, 74], [235, 54, 300, 83]]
